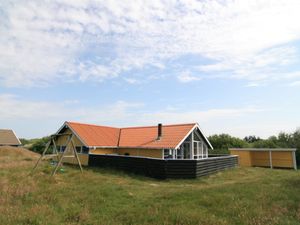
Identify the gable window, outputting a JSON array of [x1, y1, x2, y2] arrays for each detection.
[[177, 129, 210, 160]]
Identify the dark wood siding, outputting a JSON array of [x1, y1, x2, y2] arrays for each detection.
[[89, 154, 166, 179], [89, 154, 238, 179]]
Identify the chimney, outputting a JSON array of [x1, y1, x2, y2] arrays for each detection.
[[157, 123, 162, 140]]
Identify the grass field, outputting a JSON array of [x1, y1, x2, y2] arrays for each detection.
[[1, 147, 300, 225]]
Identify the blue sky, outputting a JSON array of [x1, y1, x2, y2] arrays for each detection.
[[1, 0, 300, 139]]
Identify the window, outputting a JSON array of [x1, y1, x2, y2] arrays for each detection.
[[61, 146, 66, 152], [194, 132, 201, 141], [177, 147, 183, 159], [193, 142, 198, 159], [192, 141, 206, 159], [56, 146, 61, 152], [164, 149, 173, 159], [183, 142, 190, 159], [82, 146, 89, 154], [203, 144, 208, 158], [76, 146, 82, 153], [124, 153, 130, 156]]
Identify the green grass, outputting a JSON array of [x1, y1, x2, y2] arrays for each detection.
[[1, 152, 300, 225]]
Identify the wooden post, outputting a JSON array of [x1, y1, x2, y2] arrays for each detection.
[[269, 150, 273, 169], [51, 138, 61, 161], [292, 151, 297, 170], [32, 140, 51, 172], [51, 135, 73, 176], [71, 139, 83, 173]]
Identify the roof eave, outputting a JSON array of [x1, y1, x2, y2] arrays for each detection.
[[118, 146, 166, 149]]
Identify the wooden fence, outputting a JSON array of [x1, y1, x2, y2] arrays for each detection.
[[88, 154, 238, 179]]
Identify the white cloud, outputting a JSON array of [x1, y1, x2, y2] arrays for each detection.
[[0, 94, 143, 136], [177, 71, 201, 83], [138, 107, 264, 125], [124, 78, 140, 84], [285, 71, 300, 79], [289, 81, 300, 87], [199, 46, 299, 83], [136, 106, 300, 139], [0, 94, 143, 120], [2, 93, 298, 139], [245, 82, 263, 88], [1, 0, 300, 86], [0, 94, 64, 119]]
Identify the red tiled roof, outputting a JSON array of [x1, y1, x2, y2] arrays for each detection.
[[64, 121, 197, 149], [67, 122, 120, 147], [119, 124, 195, 149]]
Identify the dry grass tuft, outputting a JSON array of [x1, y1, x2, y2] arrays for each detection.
[[0, 146, 39, 158], [0, 146, 39, 169]]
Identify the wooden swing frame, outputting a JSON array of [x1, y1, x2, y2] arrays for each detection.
[[32, 133, 83, 176]]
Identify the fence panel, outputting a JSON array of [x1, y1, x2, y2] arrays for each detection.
[[88, 154, 238, 179]]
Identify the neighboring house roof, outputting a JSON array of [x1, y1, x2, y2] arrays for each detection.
[[0, 129, 21, 146], [58, 121, 213, 149]]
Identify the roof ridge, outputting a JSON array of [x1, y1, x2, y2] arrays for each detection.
[[121, 123, 197, 130], [66, 121, 197, 130], [66, 121, 119, 129]]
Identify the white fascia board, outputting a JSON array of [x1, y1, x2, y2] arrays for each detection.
[[12, 130, 22, 145], [195, 124, 214, 150], [174, 123, 213, 150]]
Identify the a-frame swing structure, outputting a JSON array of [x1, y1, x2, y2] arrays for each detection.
[[32, 133, 83, 176]]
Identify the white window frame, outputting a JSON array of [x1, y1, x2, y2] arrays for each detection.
[[193, 140, 203, 159], [176, 146, 184, 159]]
